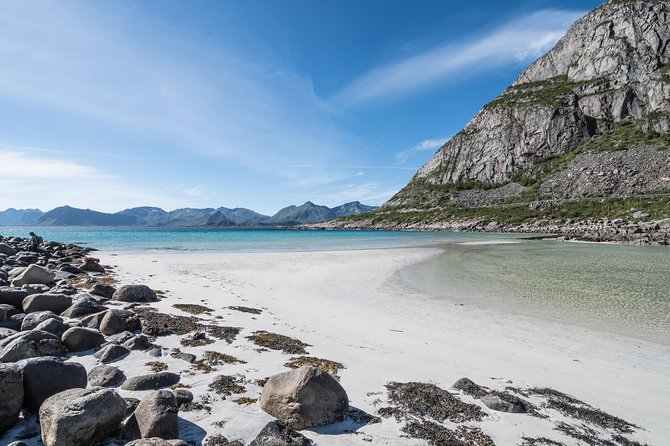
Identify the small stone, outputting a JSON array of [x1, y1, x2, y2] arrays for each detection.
[[113, 285, 157, 303], [94, 344, 130, 363], [61, 327, 106, 352], [121, 372, 180, 391]]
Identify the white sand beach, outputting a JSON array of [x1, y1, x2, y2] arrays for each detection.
[[74, 246, 670, 445]]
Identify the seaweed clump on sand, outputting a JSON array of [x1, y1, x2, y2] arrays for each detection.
[[284, 356, 344, 376], [520, 437, 567, 446], [525, 388, 639, 434], [138, 311, 199, 336], [227, 305, 262, 314], [206, 325, 241, 344], [209, 375, 246, 397], [246, 330, 310, 354], [403, 421, 496, 446], [379, 382, 486, 423], [173, 303, 214, 315]]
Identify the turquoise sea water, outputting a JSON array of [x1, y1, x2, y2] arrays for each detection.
[[1, 226, 668, 343]]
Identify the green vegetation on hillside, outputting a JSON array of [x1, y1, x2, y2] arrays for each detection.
[[347, 193, 670, 226]]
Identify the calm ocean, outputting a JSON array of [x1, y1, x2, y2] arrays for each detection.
[[2, 226, 668, 343]]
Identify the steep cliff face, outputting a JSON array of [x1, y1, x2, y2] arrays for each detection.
[[389, 0, 670, 208]]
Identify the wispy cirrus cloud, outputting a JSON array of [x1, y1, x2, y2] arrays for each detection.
[[395, 138, 450, 165], [333, 9, 584, 107]]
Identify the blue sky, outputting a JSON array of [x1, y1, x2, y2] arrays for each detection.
[[0, 0, 602, 215]]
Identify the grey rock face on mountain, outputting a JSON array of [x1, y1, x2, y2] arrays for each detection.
[[388, 0, 670, 209]]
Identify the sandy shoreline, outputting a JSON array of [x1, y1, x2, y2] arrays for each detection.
[[84, 246, 670, 445]]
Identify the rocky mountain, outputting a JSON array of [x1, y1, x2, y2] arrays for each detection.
[[116, 207, 168, 226], [214, 207, 270, 225], [0, 208, 44, 225], [38, 206, 135, 226], [369, 0, 670, 229], [267, 201, 378, 225], [267, 202, 333, 225], [330, 201, 378, 217]]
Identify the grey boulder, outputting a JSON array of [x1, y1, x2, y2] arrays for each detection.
[[14, 356, 87, 412], [0, 330, 66, 363], [12, 264, 56, 287], [61, 327, 106, 352], [123, 334, 152, 351], [0, 287, 28, 308], [78, 261, 105, 273], [0, 365, 23, 432], [250, 420, 312, 446], [121, 372, 180, 391], [0, 243, 17, 256], [21, 310, 60, 331], [34, 318, 69, 338], [22, 293, 72, 314], [100, 309, 140, 336], [39, 386, 127, 446], [80, 310, 108, 329], [123, 390, 178, 440], [172, 388, 193, 406], [94, 344, 130, 363], [113, 285, 157, 303], [88, 365, 125, 387], [60, 295, 107, 318], [89, 284, 116, 299], [259, 366, 348, 430], [481, 394, 527, 413]]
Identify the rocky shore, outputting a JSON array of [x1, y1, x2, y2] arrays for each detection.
[[304, 216, 670, 245], [0, 233, 659, 445]]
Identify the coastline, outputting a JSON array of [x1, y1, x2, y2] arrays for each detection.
[[1, 235, 667, 445], [102, 247, 669, 444]]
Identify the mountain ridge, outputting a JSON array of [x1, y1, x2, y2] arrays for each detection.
[[0, 201, 378, 227]]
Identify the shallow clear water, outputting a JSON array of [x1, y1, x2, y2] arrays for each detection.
[[402, 240, 670, 344], [1, 226, 667, 343]]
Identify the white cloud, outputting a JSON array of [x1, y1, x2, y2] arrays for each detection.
[[0, 149, 104, 179], [395, 137, 450, 164], [333, 9, 584, 106]]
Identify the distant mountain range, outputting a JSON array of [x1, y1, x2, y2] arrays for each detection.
[[0, 201, 377, 227]]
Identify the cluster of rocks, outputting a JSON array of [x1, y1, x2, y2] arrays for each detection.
[[306, 216, 670, 245], [0, 234, 354, 446]]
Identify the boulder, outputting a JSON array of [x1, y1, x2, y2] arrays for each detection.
[[39, 387, 127, 446], [259, 366, 348, 430], [124, 390, 178, 440], [94, 344, 130, 363], [61, 327, 106, 352], [0, 287, 28, 307], [0, 365, 23, 432], [11, 264, 56, 287], [0, 243, 17, 256], [481, 394, 526, 413], [100, 309, 140, 336], [60, 295, 107, 318], [89, 284, 116, 299], [113, 285, 157, 303], [0, 330, 66, 362], [14, 356, 87, 412], [22, 293, 72, 314], [21, 311, 61, 331], [121, 372, 180, 391], [0, 313, 25, 331], [88, 365, 125, 387], [172, 388, 193, 406], [78, 261, 105, 273], [250, 420, 312, 446], [35, 318, 69, 338], [58, 264, 81, 275], [81, 310, 107, 329], [123, 334, 152, 351]]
